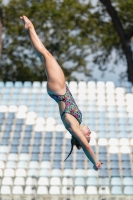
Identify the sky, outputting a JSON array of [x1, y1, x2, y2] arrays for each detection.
[[2, 0, 128, 85]]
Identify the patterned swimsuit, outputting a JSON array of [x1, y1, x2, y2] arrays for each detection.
[[48, 85, 82, 124]]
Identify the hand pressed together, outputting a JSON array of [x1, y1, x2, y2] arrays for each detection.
[[93, 162, 103, 171]]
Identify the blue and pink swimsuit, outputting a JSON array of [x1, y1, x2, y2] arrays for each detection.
[[48, 85, 82, 124]]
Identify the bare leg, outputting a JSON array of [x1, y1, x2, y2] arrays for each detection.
[[20, 15, 66, 94]]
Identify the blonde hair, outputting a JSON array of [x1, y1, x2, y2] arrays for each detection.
[[64, 136, 82, 161]]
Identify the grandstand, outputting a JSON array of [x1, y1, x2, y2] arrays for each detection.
[[0, 80, 133, 200]]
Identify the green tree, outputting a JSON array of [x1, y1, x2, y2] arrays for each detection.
[[94, 0, 133, 83], [1, 0, 94, 82]]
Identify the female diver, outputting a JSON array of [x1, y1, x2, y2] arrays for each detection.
[[20, 16, 103, 171]]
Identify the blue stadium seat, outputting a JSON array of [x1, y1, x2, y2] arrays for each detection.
[[110, 154, 119, 161], [24, 132, 32, 139], [22, 138, 31, 146], [121, 154, 130, 161], [44, 138, 52, 145], [124, 186, 133, 195], [5, 118, 14, 125], [75, 161, 85, 169], [122, 169, 132, 177], [0, 138, 9, 146], [21, 146, 29, 153], [111, 177, 121, 186], [14, 125, 23, 132], [5, 81, 13, 88], [76, 153, 85, 161], [0, 81, 4, 88], [16, 119, 24, 125], [25, 125, 33, 132], [0, 153, 7, 161], [11, 138, 20, 146], [110, 169, 120, 177], [110, 161, 119, 169], [123, 177, 133, 186], [34, 132, 42, 139], [43, 146, 51, 154], [4, 125, 12, 132], [64, 161, 73, 169], [13, 131, 21, 139], [14, 81, 23, 88], [32, 146, 40, 154], [86, 177, 97, 186], [74, 177, 85, 186], [107, 131, 119, 138], [52, 161, 61, 169], [55, 138, 63, 145], [55, 132, 64, 138], [2, 131, 10, 139], [54, 145, 62, 153], [10, 146, 19, 153], [97, 132, 107, 138], [99, 169, 108, 177], [30, 152, 40, 161], [111, 186, 122, 195], [122, 161, 131, 169], [108, 125, 117, 132], [33, 138, 42, 146], [98, 146, 107, 154], [23, 81, 32, 88], [53, 153, 62, 161], [98, 154, 107, 162], [45, 132, 53, 138], [42, 153, 51, 161]]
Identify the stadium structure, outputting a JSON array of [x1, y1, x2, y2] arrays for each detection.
[[0, 80, 133, 200]]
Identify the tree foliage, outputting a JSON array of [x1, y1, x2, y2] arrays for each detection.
[[1, 0, 94, 82]]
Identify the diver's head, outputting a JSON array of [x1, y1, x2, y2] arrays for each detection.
[[64, 125, 91, 161]]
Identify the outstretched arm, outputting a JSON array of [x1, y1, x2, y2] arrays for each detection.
[[68, 125, 103, 170]]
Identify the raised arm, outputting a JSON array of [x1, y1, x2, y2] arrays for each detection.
[[68, 125, 103, 170]]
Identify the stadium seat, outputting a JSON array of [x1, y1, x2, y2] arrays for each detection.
[[12, 186, 23, 194], [111, 177, 121, 186], [74, 186, 85, 194], [99, 186, 110, 194], [99, 178, 109, 186], [63, 169, 74, 177], [2, 177, 13, 186], [86, 177, 97, 186], [61, 186, 73, 194], [14, 177, 25, 186], [39, 169, 50, 177], [4, 169, 15, 177], [86, 186, 98, 194], [51, 169, 62, 177], [111, 186, 122, 195], [26, 177, 37, 185], [15, 169, 26, 177], [124, 186, 133, 195], [37, 186, 48, 194], [38, 177, 49, 186], [49, 186, 60, 194], [123, 177, 133, 186], [1, 186, 11, 194]]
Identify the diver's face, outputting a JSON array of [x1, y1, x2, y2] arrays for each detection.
[[81, 125, 91, 143]]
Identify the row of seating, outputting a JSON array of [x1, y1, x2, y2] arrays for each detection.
[[1, 185, 133, 195], [0, 80, 132, 87], [0, 168, 132, 176], [1, 177, 133, 185]]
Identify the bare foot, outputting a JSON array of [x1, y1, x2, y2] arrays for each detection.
[[20, 15, 34, 32]]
